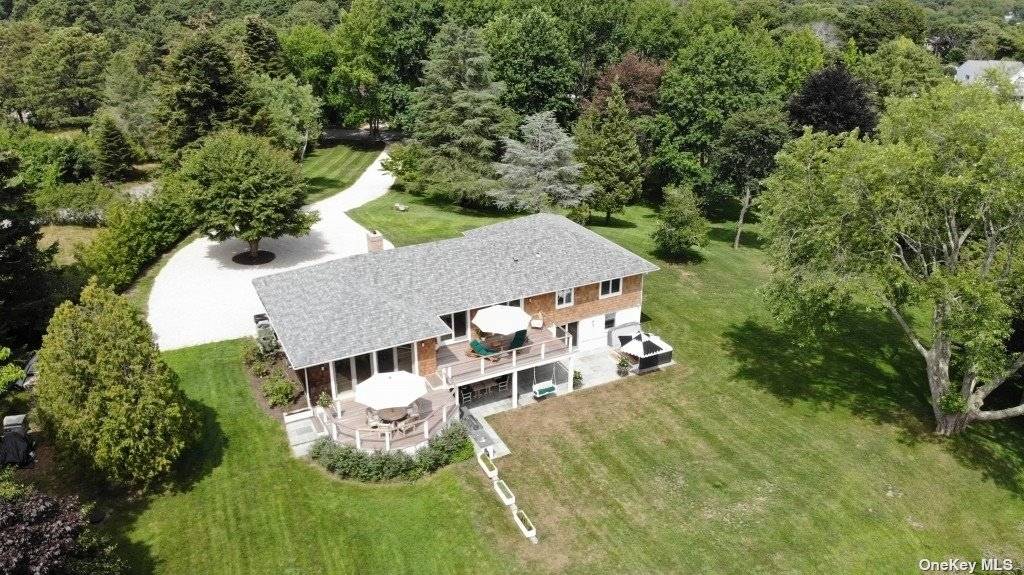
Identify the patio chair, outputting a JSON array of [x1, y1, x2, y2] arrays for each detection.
[[508, 330, 527, 349], [407, 401, 421, 420], [468, 339, 500, 361], [366, 408, 382, 429]]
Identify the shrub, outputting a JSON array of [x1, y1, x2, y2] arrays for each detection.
[[0, 124, 94, 189], [75, 177, 194, 291], [652, 184, 710, 259], [32, 180, 118, 225], [241, 339, 273, 377], [310, 422, 473, 482], [35, 282, 197, 488], [316, 391, 332, 408], [261, 373, 297, 407]]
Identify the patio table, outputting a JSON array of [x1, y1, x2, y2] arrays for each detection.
[[377, 407, 408, 422]]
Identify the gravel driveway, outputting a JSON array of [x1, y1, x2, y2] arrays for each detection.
[[149, 151, 394, 350]]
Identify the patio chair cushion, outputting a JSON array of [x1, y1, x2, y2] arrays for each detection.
[[508, 330, 527, 349], [470, 339, 498, 356]]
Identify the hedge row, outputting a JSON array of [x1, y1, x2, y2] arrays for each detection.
[[309, 423, 474, 482], [74, 179, 194, 291]]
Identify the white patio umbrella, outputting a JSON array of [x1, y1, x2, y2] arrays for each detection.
[[354, 371, 428, 410], [472, 305, 532, 335]]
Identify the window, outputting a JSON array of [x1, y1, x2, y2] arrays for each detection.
[[439, 311, 469, 342], [396, 343, 414, 372], [503, 298, 522, 307], [555, 288, 574, 309], [604, 313, 616, 329], [600, 278, 622, 298], [376, 348, 395, 373]]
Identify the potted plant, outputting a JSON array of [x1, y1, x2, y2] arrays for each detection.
[[316, 391, 332, 409], [494, 479, 515, 507], [477, 450, 498, 479], [572, 370, 583, 390], [513, 509, 537, 543], [617, 356, 631, 377]]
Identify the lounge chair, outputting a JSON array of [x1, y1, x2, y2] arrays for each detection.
[[508, 330, 527, 349], [468, 339, 499, 359]]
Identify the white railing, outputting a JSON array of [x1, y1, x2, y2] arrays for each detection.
[[320, 402, 458, 453], [438, 332, 573, 387]]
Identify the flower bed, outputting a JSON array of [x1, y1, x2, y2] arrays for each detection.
[[513, 509, 537, 542], [494, 479, 515, 507], [477, 450, 498, 479]]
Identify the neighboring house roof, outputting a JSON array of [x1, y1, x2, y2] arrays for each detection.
[[955, 60, 1024, 84], [253, 213, 659, 369]]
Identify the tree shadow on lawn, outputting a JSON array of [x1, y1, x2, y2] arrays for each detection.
[[725, 311, 1024, 496], [708, 225, 765, 249], [587, 214, 638, 229]]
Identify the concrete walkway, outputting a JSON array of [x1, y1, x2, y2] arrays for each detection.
[[149, 151, 395, 350]]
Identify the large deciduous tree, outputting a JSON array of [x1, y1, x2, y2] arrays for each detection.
[[21, 26, 109, 127], [483, 7, 577, 119], [35, 282, 196, 486], [157, 31, 249, 153], [490, 111, 590, 212], [787, 62, 878, 135], [761, 83, 1024, 435], [575, 84, 642, 223], [388, 23, 516, 205], [248, 74, 323, 159], [587, 51, 665, 118], [854, 37, 947, 102], [179, 130, 317, 258], [713, 105, 791, 248], [0, 153, 56, 348], [843, 0, 927, 53]]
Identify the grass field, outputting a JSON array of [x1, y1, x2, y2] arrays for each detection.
[[38, 225, 102, 266], [350, 192, 1024, 572], [301, 141, 384, 203]]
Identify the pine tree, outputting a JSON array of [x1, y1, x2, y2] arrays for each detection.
[[90, 115, 135, 182], [0, 152, 56, 348], [35, 281, 196, 488], [243, 15, 288, 78], [395, 23, 517, 204], [653, 184, 710, 258], [574, 85, 642, 223], [158, 31, 249, 153], [490, 111, 590, 212]]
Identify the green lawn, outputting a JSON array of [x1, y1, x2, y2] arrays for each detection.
[[350, 193, 1024, 572], [38, 225, 103, 266], [118, 340, 518, 574], [301, 141, 385, 203], [47, 190, 1024, 573]]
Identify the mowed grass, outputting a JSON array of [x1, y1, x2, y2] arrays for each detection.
[[117, 339, 519, 575], [302, 140, 384, 203], [351, 194, 1024, 573]]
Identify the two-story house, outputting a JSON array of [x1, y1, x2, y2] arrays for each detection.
[[253, 213, 658, 451]]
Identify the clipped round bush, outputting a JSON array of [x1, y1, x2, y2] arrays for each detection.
[[261, 375, 297, 408]]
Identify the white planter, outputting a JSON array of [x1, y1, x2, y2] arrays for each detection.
[[494, 479, 515, 507], [477, 450, 498, 480], [513, 509, 537, 543]]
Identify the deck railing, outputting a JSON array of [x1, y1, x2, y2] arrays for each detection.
[[316, 402, 458, 453], [438, 332, 573, 387]]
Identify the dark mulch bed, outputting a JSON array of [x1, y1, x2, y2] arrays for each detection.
[[232, 250, 276, 265], [244, 354, 308, 420]]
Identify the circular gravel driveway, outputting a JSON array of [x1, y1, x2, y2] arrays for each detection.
[[149, 152, 394, 350]]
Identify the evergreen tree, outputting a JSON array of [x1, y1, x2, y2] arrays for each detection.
[[788, 62, 879, 135], [490, 111, 590, 212], [653, 184, 710, 259], [158, 31, 249, 153], [574, 85, 642, 223], [0, 153, 56, 348], [21, 26, 109, 127], [35, 282, 196, 487], [90, 115, 135, 182], [243, 15, 288, 78], [483, 7, 577, 118], [392, 23, 517, 204]]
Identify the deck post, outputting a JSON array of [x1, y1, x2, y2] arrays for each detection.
[[540, 343, 545, 360], [512, 349, 517, 367], [512, 370, 519, 408], [480, 357, 485, 374], [443, 404, 449, 422], [385, 431, 391, 451], [355, 429, 361, 450], [423, 419, 429, 439], [329, 360, 338, 414], [566, 354, 576, 394], [303, 369, 311, 409]]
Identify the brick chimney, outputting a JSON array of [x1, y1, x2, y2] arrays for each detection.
[[366, 230, 383, 253]]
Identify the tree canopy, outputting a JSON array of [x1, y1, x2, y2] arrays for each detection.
[[761, 83, 1024, 435], [787, 62, 879, 135], [575, 84, 642, 223]]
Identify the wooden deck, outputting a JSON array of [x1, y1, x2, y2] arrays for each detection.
[[315, 385, 458, 452], [435, 327, 571, 386]]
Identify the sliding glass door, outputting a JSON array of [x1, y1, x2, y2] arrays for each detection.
[[439, 310, 469, 342]]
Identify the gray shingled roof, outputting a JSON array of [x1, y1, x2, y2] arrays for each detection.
[[253, 213, 659, 368], [955, 60, 1024, 83]]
